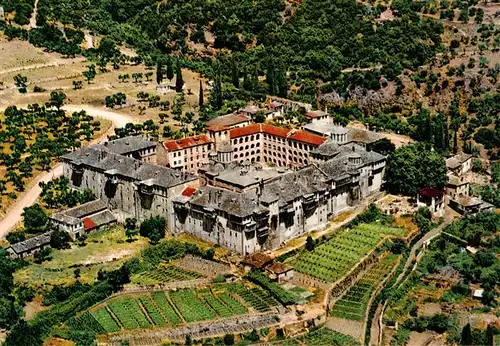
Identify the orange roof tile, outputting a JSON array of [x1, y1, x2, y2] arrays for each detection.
[[182, 186, 197, 197], [229, 124, 325, 146], [229, 123, 263, 138], [305, 110, 328, 119], [288, 130, 326, 146], [207, 124, 229, 132], [163, 135, 213, 151], [83, 217, 97, 230]]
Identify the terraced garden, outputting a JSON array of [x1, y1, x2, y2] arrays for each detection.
[[131, 264, 203, 285], [331, 254, 399, 321], [292, 223, 407, 282], [68, 283, 280, 333], [269, 327, 360, 345], [298, 327, 360, 345]]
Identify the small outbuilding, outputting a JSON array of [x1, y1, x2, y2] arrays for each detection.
[[266, 263, 294, 283], [6, 232, 52, 259], [417, 188, 444, 216]]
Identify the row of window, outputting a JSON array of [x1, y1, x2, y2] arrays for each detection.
[[172, 145, 210, 157]]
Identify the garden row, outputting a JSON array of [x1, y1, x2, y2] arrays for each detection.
[[331, 254, 399, 321], [270, 327, 360, 345], [69, 283, 282, 333], [131, 264, 203, 285], [292, 223, 406, 282], [246, 270, 298, 305]]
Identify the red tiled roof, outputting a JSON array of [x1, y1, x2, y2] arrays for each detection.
[[267, 263, 293, 274], [261, 124, 291, 138], [419, 188, 444, 198], [182, 186, 197, 197], [83, 217, 97, 230], [163, 135, 213, 151], [207, 124, 229, 132], [241, 252, 274, 269], [229, 123, 263, 138], [305, 110, 328, 119], [267, 101, 283, 108], [229, 124, 325, 146], [288, 130, 326, 146]]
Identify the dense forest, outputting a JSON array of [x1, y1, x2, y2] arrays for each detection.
[[2, 0, 443, 102]]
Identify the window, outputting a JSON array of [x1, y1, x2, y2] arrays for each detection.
[[245, 137, 249, 142], [256, 134, 260, 140], [250, 135, 254, 141], [239, 138, 243, 144], [250, 144, 254, 148]]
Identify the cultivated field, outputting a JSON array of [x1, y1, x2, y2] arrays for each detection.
[[330, 254, 399, 321], [292, 223, 408, 282], [69, 282, 282, 333], [131, 263, 203, 285]]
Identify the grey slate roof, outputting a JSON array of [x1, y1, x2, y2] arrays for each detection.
[[189, 186, 265, 218], [190, 144, 386, 217], [87, 210, 117, 228], [9, 231, 52, 254], [61, 147, 196, 189], [51, 199, 108, 225], [92, 135, 156, 155], [311, 140, 341, 157], [446, 153, 472, 170]]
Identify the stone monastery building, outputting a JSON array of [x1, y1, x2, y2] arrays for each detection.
[[62, 118, 386, 254]]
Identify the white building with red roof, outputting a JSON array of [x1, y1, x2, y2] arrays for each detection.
[[157, 134, 214, 174]]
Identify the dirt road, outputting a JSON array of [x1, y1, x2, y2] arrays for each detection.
[[0, 105, 136, 238]]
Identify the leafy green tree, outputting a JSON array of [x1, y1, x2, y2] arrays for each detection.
[[139, 217, 166, 244], [47, 91, 66, 110], [13, 74, 28, 93], [6, 231, 26, 245], [132, 73, 143, 83], [34, 247, 52, 264], [72, 80, 83, 90], [384, 143, 447, 195], [0, 298, 21, 330], [82, 65, 96, 84], [305, 235, 315, 251], [50, 228, 72, 250], [145, 72, 153, 82], [22, 204, 48, 233], [370, 138, 396, 155], [125, 217, 138, 241]]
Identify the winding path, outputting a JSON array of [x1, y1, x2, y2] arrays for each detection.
[[29, 0, 39, 29], [0, 105, 136, 238]]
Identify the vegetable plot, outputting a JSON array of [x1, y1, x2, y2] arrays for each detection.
[[331, 254, 399, 321], [293, 223, 406, 282]]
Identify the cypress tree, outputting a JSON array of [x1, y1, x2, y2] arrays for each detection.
[[231, 59, 239, 88], [486, 324, 494, 346], [175, 63, 184, 92], [199, 80, 204, 107], [156, 60, 163, 85], [461, 323, 472, 346], [266, 61, 275, 95], [166, 57, 174, 81]]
